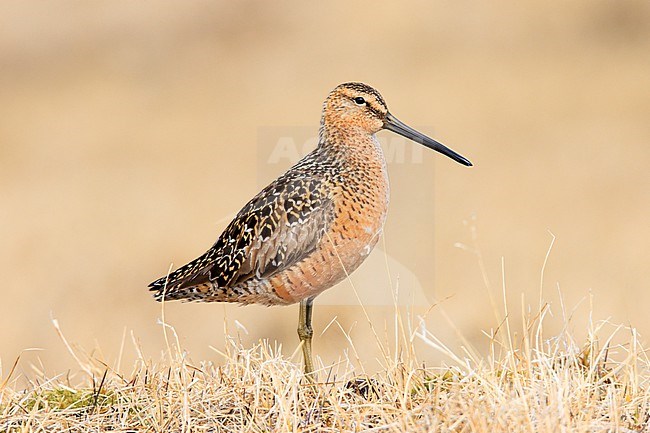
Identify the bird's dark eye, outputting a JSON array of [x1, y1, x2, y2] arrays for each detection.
[[353, 97, 366, 105]]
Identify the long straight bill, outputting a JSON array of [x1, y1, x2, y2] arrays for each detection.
[[383, 112, 472, 166]]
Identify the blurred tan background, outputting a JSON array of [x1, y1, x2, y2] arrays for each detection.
[[1, 1, 649, 379]]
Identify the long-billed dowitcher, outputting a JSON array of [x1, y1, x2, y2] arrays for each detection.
[[149, 82, 472, 375]]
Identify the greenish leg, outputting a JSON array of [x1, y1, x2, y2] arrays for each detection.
[[297, 297, 315, 377]]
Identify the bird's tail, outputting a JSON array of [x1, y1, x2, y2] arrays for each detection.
[[148, 273, 175, 302], [148, 255, 212, 302]]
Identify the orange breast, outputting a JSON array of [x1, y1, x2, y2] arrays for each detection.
[[269, 149, 390, 303]]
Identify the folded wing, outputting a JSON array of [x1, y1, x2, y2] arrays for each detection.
[[149, 170, 334, 301]]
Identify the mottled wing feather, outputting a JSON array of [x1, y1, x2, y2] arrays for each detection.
[[149, 170, 334, 300]]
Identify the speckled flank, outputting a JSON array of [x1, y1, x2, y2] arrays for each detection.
[[148, 83, 403, 305]]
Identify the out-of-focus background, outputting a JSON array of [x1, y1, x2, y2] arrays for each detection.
[[1, 1, 649, 379]]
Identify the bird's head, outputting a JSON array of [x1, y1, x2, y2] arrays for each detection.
[[322, 82, 472, 166], [323, 82, 388, 135]]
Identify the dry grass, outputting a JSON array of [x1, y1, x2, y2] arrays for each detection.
[[1, 293, 648, 433]]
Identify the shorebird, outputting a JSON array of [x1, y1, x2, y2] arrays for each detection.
[[149, 82, 472, 376]]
